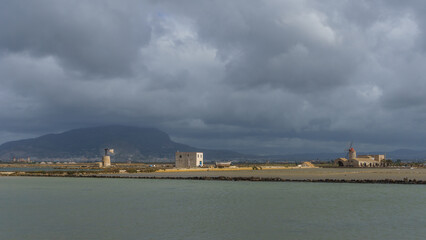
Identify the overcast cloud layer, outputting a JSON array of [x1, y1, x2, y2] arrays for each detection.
[[1, 0, 426, 154]]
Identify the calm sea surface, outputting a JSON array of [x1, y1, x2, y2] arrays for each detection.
[[0, 177, 425, 240], [0, 167, 101, 172]]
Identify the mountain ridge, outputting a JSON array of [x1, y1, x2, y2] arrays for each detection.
[[0, 125, 249, 162], [1, 125, 424, 162]]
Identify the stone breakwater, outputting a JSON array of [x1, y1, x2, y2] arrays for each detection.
[[4, 173, 426, 184]]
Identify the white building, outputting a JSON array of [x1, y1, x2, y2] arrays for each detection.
[[175, 152, 203, 168], [335, 148, 385, 167]]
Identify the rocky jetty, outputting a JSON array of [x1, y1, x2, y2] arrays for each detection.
[[5, 172, 426, 184]]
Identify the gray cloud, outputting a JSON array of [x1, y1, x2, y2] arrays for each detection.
[[0, 1, 151, 77], [1, 0, 426, 154]]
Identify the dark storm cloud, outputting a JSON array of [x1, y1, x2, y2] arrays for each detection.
[[1, 0, 426, 154], [0, 0, 151, 77], [174, 1, 359, 92]]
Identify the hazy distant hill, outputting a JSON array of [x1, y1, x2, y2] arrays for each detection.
[[1, 125, 424, 162], [268, 149, 426, 162], [0, 126, 248, 162], [384, 149, 426, 161]]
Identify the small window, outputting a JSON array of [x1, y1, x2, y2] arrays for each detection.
[[179, 155, 182, 158]]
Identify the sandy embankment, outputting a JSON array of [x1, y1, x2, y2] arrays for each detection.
[[107, 167, 426, 181], [3, 165, 426, 183]]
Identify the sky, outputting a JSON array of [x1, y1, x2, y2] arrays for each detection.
[[1, 0, 426, 155]]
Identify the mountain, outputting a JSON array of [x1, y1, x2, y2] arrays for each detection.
[[0, 125, 249, 162], [265, 149, 426, 162], [262, 152, 343, 162], [3, 125, 423, 162], [384, 149, 426, 161]]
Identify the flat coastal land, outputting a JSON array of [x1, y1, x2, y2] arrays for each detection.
[[106, 168, 426, 182], [2, 165, 426, 184]]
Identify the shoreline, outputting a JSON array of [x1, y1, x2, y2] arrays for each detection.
[[2, 172, 426, 184], [2, 167, 426, 184]]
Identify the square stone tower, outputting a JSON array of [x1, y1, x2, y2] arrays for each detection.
[[175, 152, 203, 168]]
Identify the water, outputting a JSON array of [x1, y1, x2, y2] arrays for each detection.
[[0, 177, 425, 240], [0, 167, 101, 172]]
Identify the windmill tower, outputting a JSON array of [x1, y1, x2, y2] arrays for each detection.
[[102, 148, 114, 167], [345, 142, 356, 160], [348, 147, 356, 160]]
